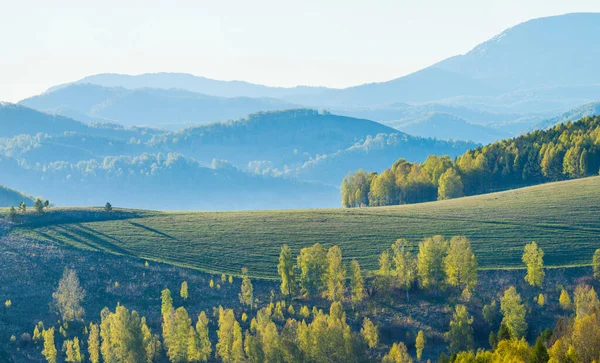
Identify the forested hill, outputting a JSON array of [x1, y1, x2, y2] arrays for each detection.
[[341, 115, 600, 207], [0, 185, 36, 207]]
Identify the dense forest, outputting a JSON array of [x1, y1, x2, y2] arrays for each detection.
[[341, 116, 600, 207]]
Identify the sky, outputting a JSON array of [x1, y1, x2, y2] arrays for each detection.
[[1, 0, 600, 102]]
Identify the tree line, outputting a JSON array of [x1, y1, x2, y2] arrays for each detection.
[[341, 115, 600, 207]]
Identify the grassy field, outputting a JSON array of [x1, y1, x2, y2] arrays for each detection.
[[10, 176, 600, 279]]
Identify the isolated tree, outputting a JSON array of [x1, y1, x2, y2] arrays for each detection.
[[522, 242, 545, 287], [392, 239, 417, 301], [500, 286, 527, 339], [574, 284, 599, 318], [35, 198, 45, 215], [44, 200, 50, 209], [52, 268, 85, 322], [559, 289, 572, 311], [180, 281, 189, 300], [417, 235, 448, 294], [415, 330, 426, 361], [360, 318, 379, 349], [277, 244, 297, 298], [438, 168, 464, 200], [239, 267, 254, 309], [88, 323, 100, 363], [324, 245, 346, 302], [382, 342, 413, 363], [446, 304, 474, 353], [444, 236, 478, 292], [105, 202, 113, 212], [297, 243, 327, 299], [349, 260, 364, 306], [19, 201, 26, 213], [537, 293, 545, 307], [42, 327, 57, 363], [593, 249, 600, 281]]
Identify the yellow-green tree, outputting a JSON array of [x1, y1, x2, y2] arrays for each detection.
[[297, 243, 327, 299], [167, 306, 192, 362], [392, 239, 417, 301], [559, 289, 572, 310], [64, 337, 83, 363], [52, 268, 86, 322], [360, 318, 378, 349], [180, 281, 189, 300], [239, 267, 254, 309], [444, 236, 477, 292], [189, 312, 211, 362], [522, 242, 545, 287], [324, 245, 346, 302], [88, 323, 100, 363], [42, 327, 57, 363], [161, 289, 175, 355], [141, 317, 161, 363], [99, 305, 146, 363], [445, 304, 474, 353], [277, 244, 297, 298], [500, 286, 527, 339], [375, 250, 393, 300], [438, 168, 464, 200], [382, 342, 413, 363], [216, 308, 244, 363], [417, 235, 448, 294], [415, 331, 426, 361], [574, 284, 599, 318], [349, 260, 364, 306]]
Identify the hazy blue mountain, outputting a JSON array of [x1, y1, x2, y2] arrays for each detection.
[[394, 113, 509, 144], [435, 13, 600, 91], [47, 72, 329, 99], [533, 101, 600, 130], [20, 84, 298, 128], [0, 185, 36, 207]]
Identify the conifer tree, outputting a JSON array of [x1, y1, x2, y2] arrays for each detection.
[[64, 337, 83, 363], [161, 288, 175, 353], [382, 342, 413, 363], [559, 289, 572, 310], [416, 331, 426, 361], [180, 281, 189, 300], [167, 307, 192, 362], [99, 305, 146, 362], [141, 317, 161, 363]]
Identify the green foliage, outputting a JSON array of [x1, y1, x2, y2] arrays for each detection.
[[277, 244, 297, 297], [593, 249, 600, 281], [99, 305, 146, 362], [297, 243, 327, 299], [417, 235, 448, 294], [382, 342, 413, 363], [7, 206, 17, 222], [104, 202, 112, 212], [445, 304, 474, 353], [52, 268, 85, 322], [392, 239, 417, 302], [324, 245, 346, 302], [216, 308, 244, 363], [35, 198, 45, 215], [559, 289, 572, 310], [500, 286, 527, 339], [375, 250, 393, 299], [342, 116, 600, 207], [444, 236, 477, 291], [573, 284, 599, 318], [482, 300, 500, 326], [360, 318, 378, 349], [88, 323, 100, 363], [239, 267, 254, 309], [349, 260, 364, 305], [64, 337, 83, 363], [522, 241, 545, 287], [537, 294, 545, 307], [141, 317, 161, 363], [530, 336, 549, 363]]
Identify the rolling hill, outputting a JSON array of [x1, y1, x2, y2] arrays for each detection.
[[10, 176, 600, 279], [0, 185, 36, 207]]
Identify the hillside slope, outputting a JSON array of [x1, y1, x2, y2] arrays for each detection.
[[0, 185, 36, 207], [12, 176, 600, 278]]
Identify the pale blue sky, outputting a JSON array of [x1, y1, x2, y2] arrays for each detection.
[[1, 0, 600, 102]]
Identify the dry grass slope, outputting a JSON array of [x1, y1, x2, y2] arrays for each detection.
[[10, 176, 600, 279]]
